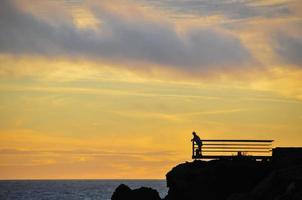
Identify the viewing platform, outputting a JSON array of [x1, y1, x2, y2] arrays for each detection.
[[192, 139, 274, 160]]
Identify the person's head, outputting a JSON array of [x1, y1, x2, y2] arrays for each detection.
[[192, 131, 196, 136]]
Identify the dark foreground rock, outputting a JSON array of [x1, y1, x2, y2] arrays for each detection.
[[111, 184, 161, 200], [228, 165, 302, 200], [165, 158, 271, 200], [111, 148, 302, 200]]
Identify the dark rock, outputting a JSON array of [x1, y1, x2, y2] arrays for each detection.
[[111, 184, 132, 200], [111, 148, 302, 200], [273, 148, 302, 169], [165, 158, 271, 200], [228, 165, 302, 200], [111, 184, 162, 200]]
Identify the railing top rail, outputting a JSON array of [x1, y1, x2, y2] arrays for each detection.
[[204, 143, 271, 146], [202, 150, 271, 153], [202, 139, 274, 143], [203, 147, 271, 149]]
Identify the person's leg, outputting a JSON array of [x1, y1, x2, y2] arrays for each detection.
[[198, 145, 202, 156], [195, 148, 199, 157]]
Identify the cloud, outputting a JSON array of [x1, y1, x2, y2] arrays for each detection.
[[138, 0, 293, 20], [0, 0, 255, 73], [0, 147, 177, 179], [0, 148, 176, 157], [0, 0, 301, 100], [273, 31, 302, 66]]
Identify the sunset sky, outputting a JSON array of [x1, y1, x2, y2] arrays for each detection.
[[0, 0, 302, 179]]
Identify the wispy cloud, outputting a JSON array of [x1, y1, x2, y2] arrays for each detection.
[[0, 148, 176, 157], [0, 0, 254, 72]]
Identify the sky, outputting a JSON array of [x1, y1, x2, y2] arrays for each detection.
[[0, 0, 302, 179]]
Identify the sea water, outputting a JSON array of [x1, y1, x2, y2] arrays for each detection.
[[0, 180, 167, 200]]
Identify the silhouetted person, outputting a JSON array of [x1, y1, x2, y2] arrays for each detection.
[[191, 131, 202, 157]]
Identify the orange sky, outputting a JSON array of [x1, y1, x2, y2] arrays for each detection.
[[0, 0, 302, 179]]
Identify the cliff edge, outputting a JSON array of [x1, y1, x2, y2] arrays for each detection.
[[165, 158, 270, 200], [112, 148, 302, 200]]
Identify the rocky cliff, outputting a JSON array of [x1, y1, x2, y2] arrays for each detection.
[[165, 158, 271, 200], [111, 148, 302, 200]]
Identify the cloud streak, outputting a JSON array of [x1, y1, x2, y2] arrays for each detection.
[[273, 31, 302, 66], [0, 0, 255, 73], [138, 0, 293, 20], [0, 148, 176, 157]]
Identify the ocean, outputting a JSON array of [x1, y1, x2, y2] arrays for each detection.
[[0, 180, 167, 200]]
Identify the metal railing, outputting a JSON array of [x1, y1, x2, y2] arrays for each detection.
[[192, 139, 274, 160]]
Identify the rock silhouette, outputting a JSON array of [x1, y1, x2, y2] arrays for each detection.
[[165, 158, 271, 200], [111, 184, 161, 200], [228, 165, 302, 200], [111, 148, 302, 200]]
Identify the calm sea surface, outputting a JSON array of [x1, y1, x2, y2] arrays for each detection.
[[0, 180, 167, 200]]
